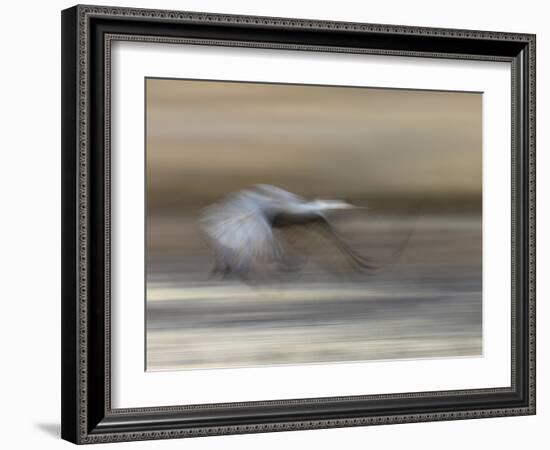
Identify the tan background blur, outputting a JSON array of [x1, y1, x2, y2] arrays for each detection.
[[146, 78, 481, 212], [145, 78, 482, 371]]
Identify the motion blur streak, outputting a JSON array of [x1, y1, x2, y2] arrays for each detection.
[[145, 78, 482, 371]]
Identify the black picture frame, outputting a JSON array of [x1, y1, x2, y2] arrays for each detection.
[[61, 4, 536, 444]]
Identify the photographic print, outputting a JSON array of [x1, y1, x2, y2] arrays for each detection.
[[145, 78, 482, 372]]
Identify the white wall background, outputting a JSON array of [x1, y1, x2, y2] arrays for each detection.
[[0, 0, 546, 448]]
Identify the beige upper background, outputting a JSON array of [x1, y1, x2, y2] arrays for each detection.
[[146, 78, 481, 211]]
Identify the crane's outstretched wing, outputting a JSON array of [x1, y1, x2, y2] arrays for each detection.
[[199, 198, 283, 276], [312, 219, 381, 271], [312, 213, 416, 272]]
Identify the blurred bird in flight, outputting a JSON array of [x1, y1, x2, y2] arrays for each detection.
[[200, 184, 413, 280]]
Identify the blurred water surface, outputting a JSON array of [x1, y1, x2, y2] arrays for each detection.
[[146, 212, 482, 371]]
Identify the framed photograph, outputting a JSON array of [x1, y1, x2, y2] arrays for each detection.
[[61, 4, 536, 444]]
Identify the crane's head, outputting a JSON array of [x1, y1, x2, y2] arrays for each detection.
[[312, 199, 366, 211]]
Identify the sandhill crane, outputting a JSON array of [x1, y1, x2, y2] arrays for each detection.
[[199, 184, 408, 279]]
